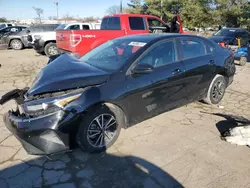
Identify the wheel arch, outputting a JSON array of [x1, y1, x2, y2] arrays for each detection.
[[44, 40, 56, 47], [83, 101, 129, 129], [217, 71, 229, 85]]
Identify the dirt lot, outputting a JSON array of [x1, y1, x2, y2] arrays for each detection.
[[0, 49, 250, 188]]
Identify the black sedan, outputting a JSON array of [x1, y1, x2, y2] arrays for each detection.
[[209, 28, 250, 45], [0, 34, 235, 155]]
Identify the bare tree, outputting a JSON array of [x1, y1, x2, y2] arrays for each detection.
[[106, 5, 121, 15], [62, 13, 75, 23], [33, 7, 43, 23], [48, 16, 57, 20]]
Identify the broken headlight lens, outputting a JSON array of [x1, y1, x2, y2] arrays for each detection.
[[24, 93, 81, 116]]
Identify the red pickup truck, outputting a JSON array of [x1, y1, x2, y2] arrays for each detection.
[[56, 14, 185, 56]]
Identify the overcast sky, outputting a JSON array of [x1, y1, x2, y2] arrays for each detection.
[[0, 0, 128, 20]]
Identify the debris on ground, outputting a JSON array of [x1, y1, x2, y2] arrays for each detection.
[[221, 126, 250, 146], [218, 105, 225, 109]]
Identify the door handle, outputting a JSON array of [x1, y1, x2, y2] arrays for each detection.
[[209, 60, 215, 65], [172, 69, 182, 75]]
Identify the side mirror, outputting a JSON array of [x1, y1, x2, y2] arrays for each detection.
[[132, 64, 154, 75], [26, 30, 30, 34]]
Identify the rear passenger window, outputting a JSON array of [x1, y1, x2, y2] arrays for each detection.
[[82, 25, 90, 30], [101, 17, 121, 30], [181, 39, 206, 59], [129, 17, 146, 30], [205, 42, 216, 54], [68, 25, 80, 30]]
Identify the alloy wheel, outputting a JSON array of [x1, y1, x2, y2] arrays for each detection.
[[87, 113, 117, 148], [212, 80, 225, 101], [48, 46, 58, 56], [12, 40, 21, 49]]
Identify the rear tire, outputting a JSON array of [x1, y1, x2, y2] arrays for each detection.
[[10, 39, 23, 50], [203, 75, 226, 105], [44, 42, 59, 57], [239, 56, 247, 66], [76, 104, 123, 153]]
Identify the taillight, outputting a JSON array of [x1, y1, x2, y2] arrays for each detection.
[[70, 34, 82, 47]]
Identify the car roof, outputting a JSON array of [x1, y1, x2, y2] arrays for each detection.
[[223, 28, 246, 31], [116, 33, 203, 42], [104, 14, 165, 23]]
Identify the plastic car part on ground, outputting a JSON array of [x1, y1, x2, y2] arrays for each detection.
[[222, 126, 250, 146]]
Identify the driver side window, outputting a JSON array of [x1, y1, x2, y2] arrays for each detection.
[[147, 18, 164, 27], [137, 40, 176, 68]]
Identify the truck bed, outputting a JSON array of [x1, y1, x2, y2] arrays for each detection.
[[56, 30, 126, 56]]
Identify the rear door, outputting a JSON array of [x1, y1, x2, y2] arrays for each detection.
[[178, 37, 216, 102]]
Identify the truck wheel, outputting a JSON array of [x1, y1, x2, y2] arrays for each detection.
[[10, 39, 23, 50], [44, 42, 59, 57], [239, 56, 247, 66], [76, 104, 123, 153], [203, 75, 226, 105]]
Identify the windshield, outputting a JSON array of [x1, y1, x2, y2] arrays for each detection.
[[79, 38, 148, 71], [214, 29, 245, 37], [55, 24, 67, 30]]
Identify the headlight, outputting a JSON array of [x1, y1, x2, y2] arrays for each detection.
[[24, 93, 81, 116]]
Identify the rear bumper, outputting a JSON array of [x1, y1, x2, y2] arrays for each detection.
[[3, 111, 71, 155]]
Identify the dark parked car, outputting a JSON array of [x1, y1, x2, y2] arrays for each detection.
[[2, 24, 59, 50], [0, 34, 235, 155], [209, 28, 250, 45], [0, 26, 27, 37]]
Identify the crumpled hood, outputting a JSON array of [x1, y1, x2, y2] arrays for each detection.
[[27, 54, 110, 96], [208, 35, 234, 44]]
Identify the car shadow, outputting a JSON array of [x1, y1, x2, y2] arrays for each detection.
[[212, 113, 250, 135], [0, 149, 183, 188]]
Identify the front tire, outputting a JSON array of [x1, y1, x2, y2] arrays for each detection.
[[10, 39, 23, 50], [76, 104, 123, 153], [203, 75, 226, 105], [44, 42, 59, 57]]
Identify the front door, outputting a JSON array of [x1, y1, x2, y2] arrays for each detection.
[[125, 39, 187, 124], [146, 17, 168, 33]]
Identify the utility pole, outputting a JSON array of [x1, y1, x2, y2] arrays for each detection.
[[120, 0, 123, 13], [54, 1, 59, 21], [160, 0, 163, 20]]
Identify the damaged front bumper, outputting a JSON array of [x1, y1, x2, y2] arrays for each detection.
[[3, 110, 72, 155], [1, 89, 81, 155]]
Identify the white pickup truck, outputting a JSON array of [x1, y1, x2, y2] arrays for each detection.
[[29, 22, 100, 57]]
